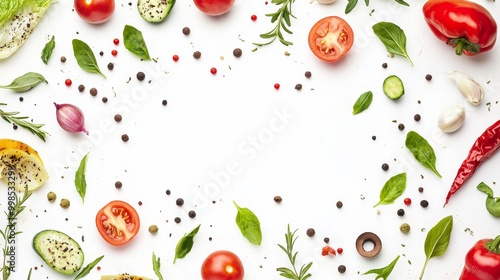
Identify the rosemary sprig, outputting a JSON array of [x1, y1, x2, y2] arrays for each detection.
[[0, 103, 47, 142], [254, 0, 296, 47], [0, 189, 32, 280], [276, 224, 313, 280], [345, 0, 408, 14]]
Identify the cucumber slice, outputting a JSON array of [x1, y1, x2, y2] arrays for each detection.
[[383, 75, 405, 100], [33, 230, 84, 275], [137, 0, 176, 23]]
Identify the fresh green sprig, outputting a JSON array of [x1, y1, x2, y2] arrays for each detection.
[[254, 0, 296, 47], [345, 0, 408, 14], [276, 225, 312, 280], [152, 252, 164, 280], [0, 189, 32, 280], [0, 103, 48, 142]]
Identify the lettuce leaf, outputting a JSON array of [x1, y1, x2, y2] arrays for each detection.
[[0, 0, 53, 60]]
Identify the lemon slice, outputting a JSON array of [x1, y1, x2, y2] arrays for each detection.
[[0, 139, 48, 191]]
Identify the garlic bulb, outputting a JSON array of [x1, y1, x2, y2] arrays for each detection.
[[446, 71, 484, 105], [315, 0, 336, 4], [438, 104, 466, 133]]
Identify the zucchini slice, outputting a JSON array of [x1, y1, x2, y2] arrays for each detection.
[[383, 75, 405, 100], [32, 230, 84, 275], [137, 0, 176, 23]]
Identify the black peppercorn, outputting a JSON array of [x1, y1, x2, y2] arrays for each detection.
[[420, 200, 429, 208], [425, 74, 432, 81], [193, 51, 201, 59], [336, 201, 343, 209], [176, 198, 184, 206], [107, 62, 114, 70], [114, 114, 122, 122], [414, 114, 421, 121], [174, 217, 181, 223], [233, 48, 242, 58], [397, 208, 405, 216], [115, 181, 122, 189], [121, 134, 129, 142], [372, 135, 377, 140], [306, 228, 315, 237], [60, 56, 67, 62], [381, 163, 389, 171], [162, 100, 168, 106], [102, 97, 108, 103], [182, 27, 191, 35], [398, 123, 405, 131], [89, 87, 98, 96], [382, 63, 388, 68], [304, 71, 312, 78], [295, 84, 302, 90], [137, 71, 146, 81], [78, 84, 85, 92], [188, 210, 196, 218], [338, 265, 346, 273], [324, 237, 330, 243], [166, 189, 171, 195], [274, 196, 282, 203], [418, 187, 424, 193]]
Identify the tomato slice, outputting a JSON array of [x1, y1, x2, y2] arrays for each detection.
[[308, 16, 354, 63], [96, 200, 140, 246]]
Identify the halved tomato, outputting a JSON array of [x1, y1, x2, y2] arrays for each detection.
[[308, 16, 354, 63], [96, 200, 140, 246]]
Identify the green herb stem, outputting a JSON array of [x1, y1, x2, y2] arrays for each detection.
[[0, 103, 47, 142], [254, 0, 296, 47], [277, 225, 312, 280]]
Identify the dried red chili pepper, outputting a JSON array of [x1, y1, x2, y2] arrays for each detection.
[[321, 245, 336, 256], [459, 235, 500, 280], [445, 119, 500, 206]]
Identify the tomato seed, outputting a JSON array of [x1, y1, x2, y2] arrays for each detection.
[[65, 79, 72, 86]]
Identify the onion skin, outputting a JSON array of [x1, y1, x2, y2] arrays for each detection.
[[54, 103, 89, 135]]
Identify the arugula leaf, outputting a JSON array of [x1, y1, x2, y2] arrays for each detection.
[[353, 91, 373, 115], [123, 24, 151, 60], [75, 152, 90, 203], [74, 255, 104, 280], [152, 252, 164, 280], [41, 35, 55, 64], [405, 131, 441, 178], [174, 224, 200, 264], [72, 39, 106, 78], [0, 72, 47, 92], [234, 201, 262, 246], [419, 215, 453, 279], [363, 255, 400, 280], [372, 22, 414, 66], [374, 172, 406, 207]]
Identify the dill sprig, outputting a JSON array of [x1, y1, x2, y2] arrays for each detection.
[[254, 0, 296, 47], [0, 189, 32, 280], [0, 103, 47, 142], [276, 225, 313, 280]]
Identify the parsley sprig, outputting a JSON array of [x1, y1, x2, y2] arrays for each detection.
[[0, 103, 47, 142], [254, 0, 296, 47], [276, 225, 313, 280]]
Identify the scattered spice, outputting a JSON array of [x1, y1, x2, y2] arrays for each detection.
[[420, 200, 429, 208], [174, 217, 181, 223], [372, 135, 377, 140], [90, 87, 98, 96], [47, 191, 57, 202], [336, 201, 343, 209], [251, 14, 257, 21], [274, 195, 282, 203], [414, 114, 421, 121], [113, 38, 120, 45], [381, 163, 389, 171], [149, 225, 159, 234], [398, 123, 405, 131], [324, 237, 330, 243], [99, 51, 104, 56], [121, 134, 129, 142], [305, 71, 312, 78], [78, 84, 85, 92], [107, 63, 114, 70], [338, 265, 346, 273], [400, 223, 411, 233], [102, 97, 108, 103], [60, 56, 67, 63], [233, 48, 242, 57], [425, 74, 432, 81], [60, 198, 70, 209], [19, 97, 23, 102], [115, 181, 122, 189], [162, 100, 168, 106], [166, 189, 171, 195], [114, 114, 122, 122], [382, 62, 388, 68], [193, 51, 201, 59], [137, 71, 145, 81], [418, 187, 424, 193], [176, 198, 184, 206], [182, 27, 191, 35], [295, 84, 302, 90], [188, 210, 196, 218], [306, 228, 315, 237], [397, 208, 405, 216]]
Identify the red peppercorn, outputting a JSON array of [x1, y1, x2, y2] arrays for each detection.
[[404, 197, 412, 205], [111, 49, 118, 56], [337, 247, 343, 254], [274, 83, 280, 90], [210, 67, 217, 75], [173, 54, 179, 62], [113, 38, 119, 45], [65, 79, 72, 86], [251, 14, 257, 21]]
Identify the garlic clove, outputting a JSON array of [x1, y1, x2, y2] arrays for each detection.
[[438, 104, 466, 133], [315, 0, 337, 4], [446, 71, 484, 105]]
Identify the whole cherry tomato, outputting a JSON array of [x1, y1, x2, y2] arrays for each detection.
[[193, 0, 235, 16], [201, 250, 244, 280], [74, 0, 115, 24], [96, 200, 140, 246], [308, 16, 354, 63]]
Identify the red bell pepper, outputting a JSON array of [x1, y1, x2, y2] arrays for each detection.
[[422, 0, 497, 56], [460, 235, 500, 280]]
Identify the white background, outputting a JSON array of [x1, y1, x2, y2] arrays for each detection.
[[1, 0, 500, 279]]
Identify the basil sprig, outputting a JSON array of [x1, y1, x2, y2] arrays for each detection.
[[374, 172, 406, 207], [405, 131, 441, 178], [353, 91, 373, 115], [372, 22, 413, 67], [152, 252, 164, 280], [75, 152, 89, 203], [74, 255, 104, 280], [234, 201, 262, 246], [123, 25, 151, 60], [72, 39, 106, 78], [173, 224, 200, 264], [41, 35, 55, 64], [419, 215, 453, 279], [0, 72, 47, 92], [363, 255, 400, 279]]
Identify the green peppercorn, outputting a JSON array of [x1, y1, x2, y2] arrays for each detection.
[[47, 191, 57, 202], [60, 198, 70, 209], [400, 223, 410, 233], [149, 225, 159, 234]]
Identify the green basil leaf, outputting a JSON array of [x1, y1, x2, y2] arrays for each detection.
[[72, 39, 106, 78], [345, 0, 358, 14], [405, 131, 442, 178], [123, 24, 151, 60], [353, 91, 373, 115], [374, 172, 406, 207], [41, 35, 55, 64], [0, 72, 47, 92], [419, 215, 453, 279], [234, 201, 262, 246], [394, 0, 409, 6], [477, 182, 500, 217], [152, 252, 164, 280], [372, 22, 414, 67], [75, 152, 89, 203], [174, 224, 200, 264], [74, 255, 104, 280], [363, 255, 400, 280]]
